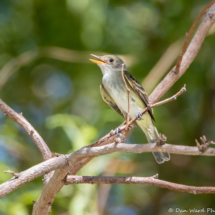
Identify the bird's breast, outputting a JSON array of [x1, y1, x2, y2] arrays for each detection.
[[102, 74, 145, 118], [102, 74, 126, 93]]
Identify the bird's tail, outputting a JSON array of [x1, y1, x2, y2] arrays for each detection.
[[136, 115, 170, 164]]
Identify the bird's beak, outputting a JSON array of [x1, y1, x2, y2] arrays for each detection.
[[90, 54, 107, 64]]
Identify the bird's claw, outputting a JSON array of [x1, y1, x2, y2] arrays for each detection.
[[136, 112, 143, 121], [115, 127, 123, 137]]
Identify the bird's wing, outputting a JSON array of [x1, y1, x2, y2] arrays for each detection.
[[124, 70, 155, 122], [100, 84, 126, 119]]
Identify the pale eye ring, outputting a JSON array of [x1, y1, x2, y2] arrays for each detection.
[[109, 58, 114, 63]]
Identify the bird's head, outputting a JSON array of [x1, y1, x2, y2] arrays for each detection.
[[90, 54, 126, 75]]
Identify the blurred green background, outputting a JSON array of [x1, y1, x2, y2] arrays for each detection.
[[0, 0, 215, 214]]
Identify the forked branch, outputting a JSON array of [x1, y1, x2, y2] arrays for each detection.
[[150, 3, 215, 104]]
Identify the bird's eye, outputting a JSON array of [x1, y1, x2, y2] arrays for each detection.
[[109, 58, 114, 63]]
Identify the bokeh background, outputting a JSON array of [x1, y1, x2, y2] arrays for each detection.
[[0, 0, 215, 214]]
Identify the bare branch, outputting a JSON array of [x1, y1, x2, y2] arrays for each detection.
[[149, 3, 215, 104], [4, 170, 20, 179], [121, 63, 130, 129], [1, 140, 215, 199], [90, 142, 215, 156], [66, 175, 215, 194], [0, 155, 67, 198], [119, 85, 186, 132], [32, 169, 65, 214], [0, 99, 52, 160]]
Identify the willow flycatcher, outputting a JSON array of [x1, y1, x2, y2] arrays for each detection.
[[90, 54, 170, 164]]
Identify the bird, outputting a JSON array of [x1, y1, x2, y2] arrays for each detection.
[[90, 54, 170, 164]]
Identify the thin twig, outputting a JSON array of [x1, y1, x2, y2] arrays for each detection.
[[151, 84, 186, 107], [121, 64, 130, 129], [66, 175, 215, 194], [119, 85, 186, 132], [4, 170, 20, 178], [175, 0, 215, 73]]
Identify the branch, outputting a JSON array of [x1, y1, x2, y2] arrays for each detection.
[[119, 85, 186, 133], [4, 170, 20, 178], [1, 141, 215, 198], [175, 0, 215, 72], [149, 3, 215, 104], [121, 63, 130, 129], [90, 142, 215, 156], [0, 99, 52, 160], [66, 175, 215, 194], [0, 155, 67, 198]]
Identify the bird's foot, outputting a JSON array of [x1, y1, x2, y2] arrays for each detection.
[[156, 133, 167, 146], [110, 122, 127, 136], [136, 112, 143, 121], [115, 127, 123, 137]]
